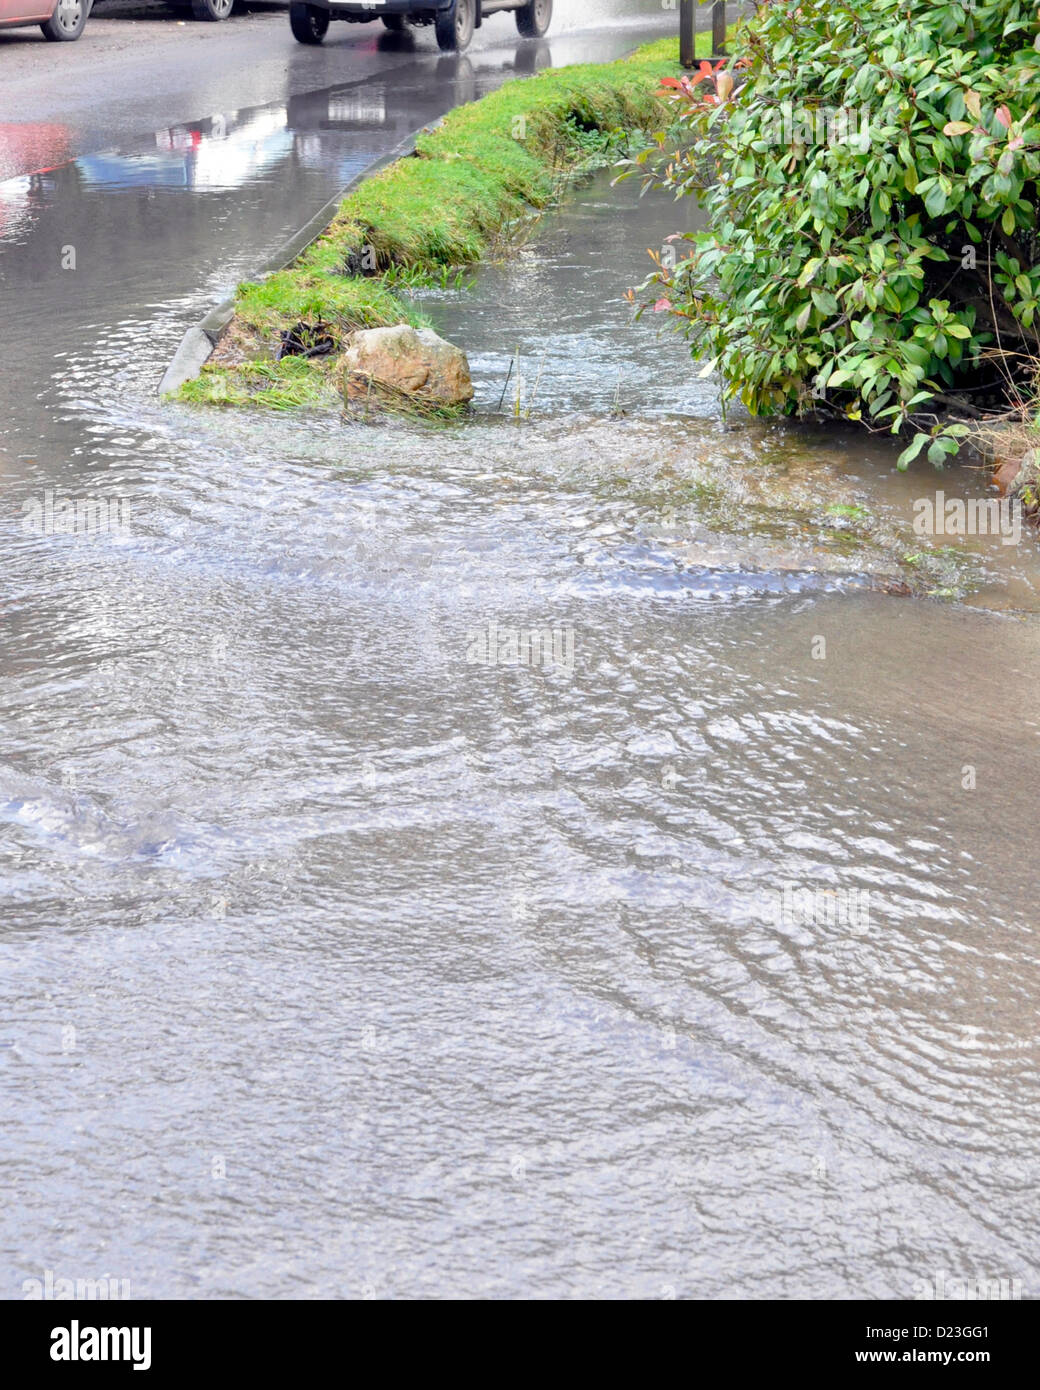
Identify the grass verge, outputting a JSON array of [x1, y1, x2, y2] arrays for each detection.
[[172, 34, 705, 412]]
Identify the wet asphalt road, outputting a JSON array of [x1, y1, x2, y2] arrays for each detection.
[[0, 2, 667, 180]]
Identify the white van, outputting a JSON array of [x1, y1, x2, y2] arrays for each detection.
[[289, 0, 552, 53]]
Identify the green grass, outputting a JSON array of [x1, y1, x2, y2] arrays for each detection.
[[234, 265, 430, 336], [172, 35, 697, 411], [635, 32, 726, 66], [177, 356, 341, 412]]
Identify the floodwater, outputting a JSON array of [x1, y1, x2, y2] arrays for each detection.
[[2, 27, 1039, 1301]]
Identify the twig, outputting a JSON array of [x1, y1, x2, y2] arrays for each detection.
[[496, 354, 515, 413], [987, 223, 1024, 411]]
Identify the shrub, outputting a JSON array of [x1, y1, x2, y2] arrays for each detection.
[[637, 0, 1040, 467]]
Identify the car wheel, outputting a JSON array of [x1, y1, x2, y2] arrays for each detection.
[[289, 2, 329, 42], [515, 0, 551, 38], [40, 0, 88, 41], [435, 0, 475, 53], [382, 14, 406, 29], [191, 0, 233, 19]]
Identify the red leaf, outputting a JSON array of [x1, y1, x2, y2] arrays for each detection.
[[996, 105, 1012, 128], [653, 298, 671, 313]]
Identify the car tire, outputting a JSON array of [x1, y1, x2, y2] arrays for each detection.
[[382, 14, 406, 29], [191, 0, 233, 19], [515, 0, 551, 38], [289, 2, 329, 42], [40, 0, 88, 40], [435, 0, 475, 53]]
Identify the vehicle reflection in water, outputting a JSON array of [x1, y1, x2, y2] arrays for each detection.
[[0, 175, 33, 241], [0, 27, 576, 237], [0, 121, 72, 185], [0, 52, 487, 245], [78, 110, 295, 193], [0, 122, 72, 239]]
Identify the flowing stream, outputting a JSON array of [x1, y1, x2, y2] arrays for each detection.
[[1, 54, 1038, 1299]]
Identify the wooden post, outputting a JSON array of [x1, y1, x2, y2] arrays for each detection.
[[712, 0, 727, 59], [679, 0, 695, 69]]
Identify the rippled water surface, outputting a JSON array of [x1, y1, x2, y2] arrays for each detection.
[[2, 41, 1039, 1299]]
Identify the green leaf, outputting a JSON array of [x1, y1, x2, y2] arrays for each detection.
[[897, 434, 929, 470], [922, 182, 948, 217], [796, 258, 823, 288]]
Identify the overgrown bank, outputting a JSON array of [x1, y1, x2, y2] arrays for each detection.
[[173, 36, 704, 413], [638, 0, 1040, 486]]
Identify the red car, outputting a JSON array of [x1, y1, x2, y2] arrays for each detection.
[[0, 0, 90, 40]]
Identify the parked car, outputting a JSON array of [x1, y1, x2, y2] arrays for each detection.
[[0, 0, 91, 41], [87, 0, 234, 18], [188, 0, 234, 17], [289, 0, 552, 53]]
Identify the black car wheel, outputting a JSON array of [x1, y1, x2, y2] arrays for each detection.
[[382, 13, 406, 29], [435, 0, 475, 53], [515, 0, 551, 38], [191, 0, 233, 17], [289, 1, 329, 42], [40, 0, 88, 40]]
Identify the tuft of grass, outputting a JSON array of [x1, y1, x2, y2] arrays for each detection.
[[179, 355, 341, 412], [825, 503, 870, 521], [381, 263, 475, 291], [234, 268, 429, 338], [177, 371, 251, 409], [345, 373, 471, 426], [173, 37, 687, 412]]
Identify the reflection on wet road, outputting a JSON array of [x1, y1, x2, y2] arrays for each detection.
[[1, 14, 1039, 1301]]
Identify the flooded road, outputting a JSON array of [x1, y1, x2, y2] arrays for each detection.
[[2, 16, 1039, 1300]]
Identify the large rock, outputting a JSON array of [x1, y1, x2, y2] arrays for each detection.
[[341, 325, 474, 406]]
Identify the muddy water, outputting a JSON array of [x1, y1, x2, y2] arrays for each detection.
[[2, 96, 1040, 1297]]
